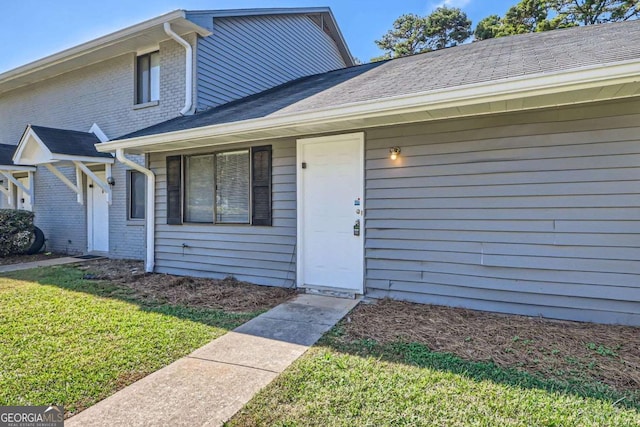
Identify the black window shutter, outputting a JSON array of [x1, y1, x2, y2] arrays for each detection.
[[251, 146, 272, 226], [166, 155, 182, 225]]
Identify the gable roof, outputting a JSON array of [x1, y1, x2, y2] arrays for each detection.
[[117, 20, 640, 142], [27, 126, 113, 159], [13, 125, 113, 166]]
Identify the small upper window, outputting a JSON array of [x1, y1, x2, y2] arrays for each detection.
[[136, 51, 159, 104]]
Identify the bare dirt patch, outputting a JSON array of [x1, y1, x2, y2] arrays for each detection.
[[0, 252, 65, 266], [339, 299, 640, 396], [77, 258, 297, 313]]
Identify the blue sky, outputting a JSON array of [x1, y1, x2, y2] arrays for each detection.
[[0, 0, 516, 73]]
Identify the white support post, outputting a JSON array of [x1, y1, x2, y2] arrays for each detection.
[[28, 171, 34, 205], [45, 163, 84, 205], [73, 161, 112, 205], [105, 163, 113, 204], [75, 165, 84, 205], [7, 180, 14, 206]]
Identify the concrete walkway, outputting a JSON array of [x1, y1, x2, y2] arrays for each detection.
[[67, 294, 359, 427], [0, 256, 89, 273]]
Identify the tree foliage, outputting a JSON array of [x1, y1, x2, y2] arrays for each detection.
[[475, 15, 503, 40], [374, 7, 472, 60], [475, 0, 638, 41], [475, 0, 567, 40], [552, 0, 639, 25], [425, 7, 473, 50], [375, 13, 430, 58]]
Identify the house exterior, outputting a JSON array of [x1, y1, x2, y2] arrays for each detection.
[[97, 20, 640, 326], [0, 8, 352, 257], [2, 9, 639, 327]]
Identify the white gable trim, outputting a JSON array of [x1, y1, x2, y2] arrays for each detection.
[[89, 123, 110, 143], [13, 126, 54, 165]]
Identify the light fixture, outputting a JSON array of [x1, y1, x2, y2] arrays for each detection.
[[389, 147, 401, 161], [106, 176, 116, 186]]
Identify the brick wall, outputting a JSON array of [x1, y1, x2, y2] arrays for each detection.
[[0, 35, 196, 259]]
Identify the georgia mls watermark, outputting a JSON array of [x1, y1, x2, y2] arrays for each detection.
[[0, 406, 64, 427]]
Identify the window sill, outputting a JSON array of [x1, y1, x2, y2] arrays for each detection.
[[133, 100, 159, 110], [127, 219, 145, 226]]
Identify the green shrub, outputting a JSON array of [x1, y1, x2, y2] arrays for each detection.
[[0, 209, 35, 257]]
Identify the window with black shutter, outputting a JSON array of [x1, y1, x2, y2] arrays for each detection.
[[166, 155, 182, 224], [169, 146, 272, 226], [251, 146, 272, 226]]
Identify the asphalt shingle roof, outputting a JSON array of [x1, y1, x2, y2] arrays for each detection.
[[0, 143, 16, 166], [120, 20, 640, 140], [30, 126, 112, 159]]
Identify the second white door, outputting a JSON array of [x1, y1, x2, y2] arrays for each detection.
[[297, 133, 364, 292], [87, 171, 109, 252]]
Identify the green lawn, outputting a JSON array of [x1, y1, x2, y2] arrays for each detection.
[[0, 266, 259, 416], [229, 331, 640, 426]]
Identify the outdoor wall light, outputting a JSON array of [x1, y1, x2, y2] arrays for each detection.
[[389, 147, 401, 160], [106, 176, 116, 186]]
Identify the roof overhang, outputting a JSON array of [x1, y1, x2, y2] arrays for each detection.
[[96, 59, 640, 155], [14, 126, 114, 165], [0, 10, 211, 95]]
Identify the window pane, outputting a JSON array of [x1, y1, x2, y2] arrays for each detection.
[[130, 171, 145, 219], [136, 55, 150, 104], [185, 155, 214, 223], [216, 150, 249, 223], [150, 52, 160, 101]]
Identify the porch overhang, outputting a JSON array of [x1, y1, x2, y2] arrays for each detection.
[[0, 167, 35, 206], [13, 126, 115, 166], [0, 143, 36, 206], [13, 125, 115, 205], [95, 59, 640, 154]]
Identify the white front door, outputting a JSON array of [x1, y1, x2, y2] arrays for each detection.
[[87, 171, 109, 252], [17, 177, 32, 211], [297, 133, 365, 293]]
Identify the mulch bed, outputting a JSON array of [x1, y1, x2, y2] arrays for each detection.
[[339, 299, 640, 395], [0, 252, 65, 266], [77, 259, 297, 313]]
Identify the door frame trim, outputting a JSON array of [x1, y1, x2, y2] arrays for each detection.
[[296, 132, 365, 293], [87, 170, 109, 253]]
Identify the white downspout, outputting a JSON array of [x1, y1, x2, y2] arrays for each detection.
[[163, 22, 193, 115], [116, 149, 155, 273]]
